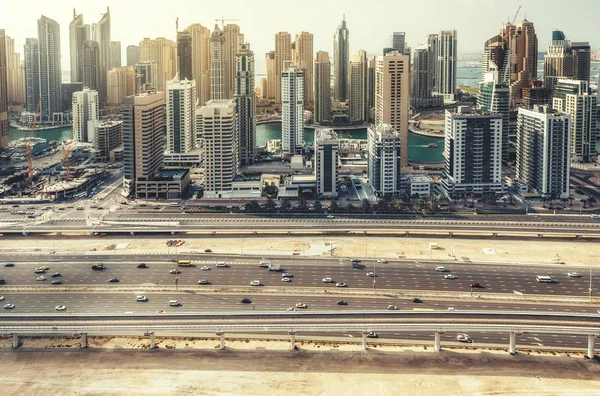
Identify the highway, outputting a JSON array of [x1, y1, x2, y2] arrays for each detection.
[[1, 259, 597, 297]]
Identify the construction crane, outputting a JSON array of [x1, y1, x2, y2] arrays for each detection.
[[510, 6, 522, 25], [63, 104, 81, 181], [503, 6, 521, 41], [215, 17, 239, 28], [26, 98, 41, 184]]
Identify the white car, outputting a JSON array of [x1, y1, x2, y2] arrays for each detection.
[[136, 295, 148, 302], [336, 282, 347, 287], [55, 305, 67, 311], [387, 305, 398, 310], [34, 268, 45, 273], [169, 300, 180, 306], [282, 277, 291, 282], [366, 272, 376, 277], [36, 276, 47, 281], [169, 269, 181, 274], [435, 266, 448, 272], [282, 272, 292, 277], [322, 277, 333, 283], [198, 279, 210, 285], [4, 304, 15, 309], [0, 296, 4, 301], [327, 215, 335, 219], [250, 280, 261, 286], [287, 307, 296, 311], [447, 307, 457, 311], [567, 272, 580, 278], [456, 334, 472, 343], [377, 259, 387, 263], [201, 265, 211, 271], [444, 274, 456, 280]]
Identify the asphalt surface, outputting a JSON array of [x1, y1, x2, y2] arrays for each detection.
[[1, 259, 597, 297]]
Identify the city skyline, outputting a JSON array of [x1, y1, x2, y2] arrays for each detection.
[[3, 0, 600, 82]]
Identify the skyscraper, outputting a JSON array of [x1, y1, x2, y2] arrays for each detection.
[[348, 50, 367, 123], [441, 107, 504, 197], [92, 7, 111, 104], [0, 29, 8, 148], [375, 52, 410, 167], [135, 61, 158, 92], [122, 91, 165, 197], [367, 56, 376, 121], [72, 89, 99, 143], [314, 51, 331, 125], [436, 30, 457, 100], [4, 35, 25, 104], [482, 34, 510, 85], [333, 16, 349, 102], [69, 9, 89, 83], [94, 120, 122, 162], [314, 128, 339, 198], [38, 15, 63, 120], [24, 38, 40, 113], [139, 37, 177, 94], [81, 40, 100, 91], [275, 32, 292, 104], [166, 74, 196, 154], [107, 66, 135, 105], [126, 45, 140, 66], [281, 64, 304, 152], [552, 79, 597, 163], [293, 32, 314, 106], [543, 31, 573, 92], [110, 41, 121, 68], [516, 106, 570, 199], [572, 42, 591, 82], [390, 32, 406, 53], [184, 24, 211, 106], [411, 45, 443, 109], [265, 51, 276, 101], [427, 34, 438, 91], [210, 25, 226, 100], [177, 30, 193, 81], [367, 124, 402, 195], [223, 24, 244, 99], [235, 43, 256, 166], [507, 19, 538, 106], [197, 99, 238, 198], [478, 70, 510, 161]]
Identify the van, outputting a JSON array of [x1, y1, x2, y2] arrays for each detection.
[[216, 262, 226, 268], [169, 300, 180, 306], [536, 276, 553, 283]]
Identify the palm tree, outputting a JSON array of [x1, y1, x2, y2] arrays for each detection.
[[413, 201, 423, 215], [248, 200, 259, 212], [426, 195, 437, 213], [298, 198, 308, 212], [281, 199, 291, 211], [314, 199, 323, 213], [588, 197, 596, 207], [266, 197, 276, 212], [361, 199, 372, 213], [330, 200, 339, 213], [393, 198, 404, 213]]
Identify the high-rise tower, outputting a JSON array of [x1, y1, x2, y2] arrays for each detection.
[[348, 50, 367, 123], [314, 51, 331, 125], [92, 7, 111, 104], [177, 30, 193, 81], [390, 32, 406, 53], [166, 74, 196, 154], [38, 15, 63, 120], [293, 32, 314, 106], [281, 64, 304, 153], [507, 19, 538, 106], [265, 51, 276, 101], [139, 37, 177, 94], [223, 24, 244, 99], [274, 32, 292, 104], [436, 30, 457, 100], [24, 38, 40, 113], [69, 9, 90, 83], [210, 25, 226, 100], [81, 40, 100, 91], [235, 43, 256, 165], [333, 16, 349, 102], [184, 24, 211, 105], [0, 29, 8, 148]]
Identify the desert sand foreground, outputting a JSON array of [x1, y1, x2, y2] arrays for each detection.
[[3, 234, 600, 267], [1, 346, 599, 396]]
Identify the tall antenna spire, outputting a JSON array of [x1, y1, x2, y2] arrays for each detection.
[[175, 18, 180, 77]]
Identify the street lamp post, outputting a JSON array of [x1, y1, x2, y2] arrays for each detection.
[[589, 253, 593, 302]]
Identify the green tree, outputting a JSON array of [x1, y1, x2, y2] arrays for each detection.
[[361, 199, 372, 213], [248, 200, 259, 212], [413, 201, 422, 215], [330, 200, 339, 213], [266, 197, 276, 212], [281, 199, 292, 211], [314, 199, 323, 213]]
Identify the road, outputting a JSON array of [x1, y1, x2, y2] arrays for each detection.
[[1, 259, 597, 297]]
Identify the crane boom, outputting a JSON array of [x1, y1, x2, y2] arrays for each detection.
[[215, 17, 239, 28], [511, 6, 521, 25]]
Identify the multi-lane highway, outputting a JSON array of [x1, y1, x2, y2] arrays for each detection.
[[1, 258, 597, 297]]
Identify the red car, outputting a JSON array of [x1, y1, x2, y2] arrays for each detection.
[[470, 282, 481, 288]]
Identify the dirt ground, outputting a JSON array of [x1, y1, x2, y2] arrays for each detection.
[[0, 345, 598, 396], [3, 235, 600, 267]]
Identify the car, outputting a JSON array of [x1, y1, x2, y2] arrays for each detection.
[[327, 215, 335, 219], [366, 272, 376, 277], [0, 296, 4, 301], [4, 263, 14, 267], [215, 262, 227, 268], [444, 274, 456, 280], [350, 258, 360, 262], [204, 249, 212, 253], [108, 277, 119, 282], [51, 280, 62, 285], [137, 263, 147, 268], [287, 307, 295, 311], [241, 298, 252, 304], [296, 302, 307, 308], [470, 282, 481, 288], [201, 265, 211, 271], [34, 268, 45, 273], [457, 334, 472, 343], [447, 307, 457, 311], [55, 305, 67, 311], [250, 280, 261, 286], [36, 276, 46, 281], [198, 279, 210, 285], [258, 260, 270, 267], [51, 272, 61, 277], [367, 332, 378, 338], [322, 277, 333, 283], [597, 310, 600, 314], [411, 298, 422, 303], [282, 272, 292, 277], [4, 304, 15, 309], [435, 266, 448, 272], [567, 272, 580, 277], [38, 266, 49, 270], [337, 300, 347, 305], [377, 259, 387, 263], [387, 305, 398, 310], [336, 282, 347, 288], [282, 277, 291, 282], [169, 269, 181, 274], [169, 300, 180, 306], [136, 295, 148, 302]]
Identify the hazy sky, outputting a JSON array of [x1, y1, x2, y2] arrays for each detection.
[[2, 0, 599, 77]]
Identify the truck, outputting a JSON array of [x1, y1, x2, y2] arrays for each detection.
[[91, 263, 104, 270], [268, 264, 281, 271]]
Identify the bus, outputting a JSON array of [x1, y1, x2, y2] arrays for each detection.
[[170, 202, 179, 207], [535, 276, 553, 283], [177, 260, 192, 267]]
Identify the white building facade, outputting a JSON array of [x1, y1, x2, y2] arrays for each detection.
[[281, 65, 304, 153], [72, 88, 99, 143]]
